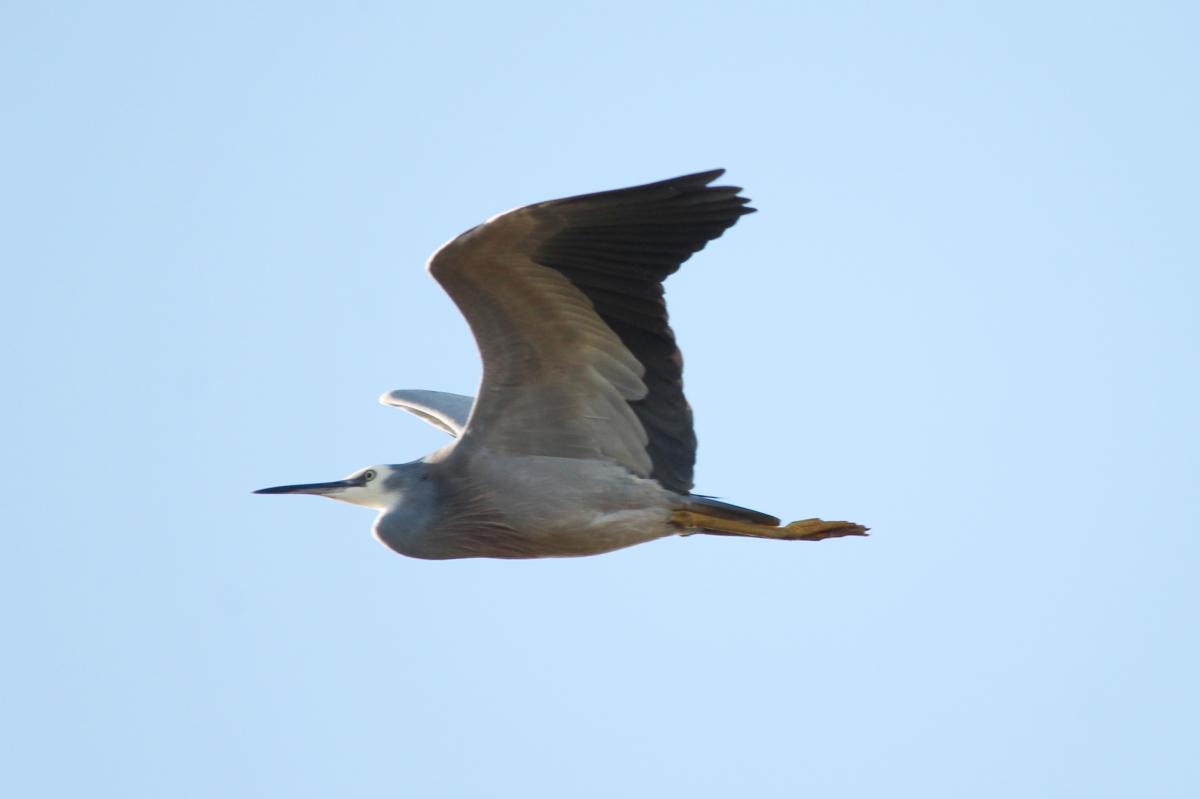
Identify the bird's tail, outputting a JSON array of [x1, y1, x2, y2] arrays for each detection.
[[679, 495, 781, 527]]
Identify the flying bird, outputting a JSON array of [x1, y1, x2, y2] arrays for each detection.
[[256, 170, 867, 559]]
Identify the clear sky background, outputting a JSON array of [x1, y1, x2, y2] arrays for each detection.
[[3, 2, 1197, 797]]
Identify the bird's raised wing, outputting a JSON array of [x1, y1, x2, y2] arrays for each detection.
[[428, 170, 753, 493], [379, 389, 474, 437]]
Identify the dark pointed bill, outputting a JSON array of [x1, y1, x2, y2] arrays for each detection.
[[253, 478, 358, 496]]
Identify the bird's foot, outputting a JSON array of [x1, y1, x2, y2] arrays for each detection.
[[777, 518, 870, 541]]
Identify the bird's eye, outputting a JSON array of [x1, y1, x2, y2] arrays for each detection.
[[362, 470, 377, 482]]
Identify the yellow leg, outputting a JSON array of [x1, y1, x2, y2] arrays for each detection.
[[671, 511, 869, 541]]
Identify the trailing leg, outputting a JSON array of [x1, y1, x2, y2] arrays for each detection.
[[671, 510, 869, 542]]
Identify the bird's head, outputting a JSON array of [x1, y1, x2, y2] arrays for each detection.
[[254, 464, 405, 510]]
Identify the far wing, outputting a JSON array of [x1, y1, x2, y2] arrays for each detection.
[[379, 389, 474, 437], [428, 170, 753, 492]]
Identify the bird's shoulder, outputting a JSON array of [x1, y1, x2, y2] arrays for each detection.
[[427, 203, 547, 279]]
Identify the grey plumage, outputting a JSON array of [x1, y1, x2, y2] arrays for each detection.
[[379, 390, 472, 437], [255, 170, 868, 559]]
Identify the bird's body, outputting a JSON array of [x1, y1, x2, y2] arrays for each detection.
[[256, 171, 867, 559], [371, 454, 674, 560]]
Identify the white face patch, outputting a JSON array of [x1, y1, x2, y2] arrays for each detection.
[[327, 465, 402, 511]]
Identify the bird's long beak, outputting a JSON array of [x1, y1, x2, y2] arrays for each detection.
[[254, 478, 359, 496]]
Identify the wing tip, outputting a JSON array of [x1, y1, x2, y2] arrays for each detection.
[[688, 168, 726, 184], [541, 168, 751, 210]]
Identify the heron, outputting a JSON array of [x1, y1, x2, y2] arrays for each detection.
[[255, 170, 867, 559]]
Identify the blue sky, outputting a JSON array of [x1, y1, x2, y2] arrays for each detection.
[[3, 2, 1197, 797]]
